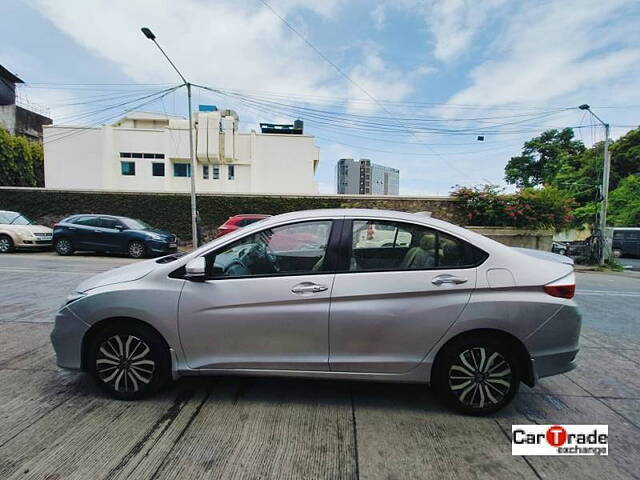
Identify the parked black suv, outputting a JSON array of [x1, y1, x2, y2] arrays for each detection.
[[52, 214, 177, 258]]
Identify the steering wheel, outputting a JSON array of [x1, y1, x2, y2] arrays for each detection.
[[242, 242, 280, 274], [261, 242, 280, 272]]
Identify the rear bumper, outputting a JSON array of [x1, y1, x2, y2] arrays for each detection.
[[524, 304, 582, 380], [50, 306, 90, 370]]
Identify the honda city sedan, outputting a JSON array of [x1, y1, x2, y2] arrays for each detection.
[[51, 209, 581, 415]]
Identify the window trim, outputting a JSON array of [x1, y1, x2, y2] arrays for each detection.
[[339, 218, 488, 274]]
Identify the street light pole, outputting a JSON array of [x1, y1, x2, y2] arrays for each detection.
[[579, 104, 611, 265], [141, 27, 199, 248]]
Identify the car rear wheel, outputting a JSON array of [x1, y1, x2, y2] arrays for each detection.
[[0, 235, 15, 253], [55, 237, 74, 256], [432, 336, 520, 415], [128, 240, 146, 258], [88, 323, 170, 400]]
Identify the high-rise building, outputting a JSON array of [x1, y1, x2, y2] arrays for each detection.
[[336, 158, 399, 195]]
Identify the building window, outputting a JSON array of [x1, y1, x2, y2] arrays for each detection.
[[120, 152, 165, 159], [121, 161, 135, 176], [174, 163, 191, 177], [203, 165, 209, 179], [228, 165, 235, 180], [152, 162, 165, 177], [213, 166, 220, 179]]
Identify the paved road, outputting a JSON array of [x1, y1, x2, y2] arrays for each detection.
[[1, 252, 639, 479]]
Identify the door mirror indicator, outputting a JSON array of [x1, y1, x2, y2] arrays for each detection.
[[185, 257, 206, 281]]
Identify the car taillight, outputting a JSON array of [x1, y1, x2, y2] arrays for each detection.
[[544, 272, 576, 299], [53, 223, 58, 228], [544, 284, 575, 299]]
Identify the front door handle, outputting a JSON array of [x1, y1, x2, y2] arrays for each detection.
[[432, 274, 468, 286], [291, 282, 328, 294]]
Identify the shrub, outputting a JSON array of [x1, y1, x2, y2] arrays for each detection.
[[450, 184, 575, 230]]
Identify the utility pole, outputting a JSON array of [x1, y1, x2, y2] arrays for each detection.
[[141, 27, 199, 248], [579, 104, 611, 265]]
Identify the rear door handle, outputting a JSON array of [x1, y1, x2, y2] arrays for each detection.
[[432, 274, 468, 286], [291, 282, 328, 294]]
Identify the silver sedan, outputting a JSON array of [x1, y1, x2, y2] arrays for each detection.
[[51, 209, 581, 415]]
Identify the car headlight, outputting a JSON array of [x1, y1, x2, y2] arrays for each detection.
[[64, 292, 87, 306], [146, 232, 164, 241], [17, 229, 35, 239]]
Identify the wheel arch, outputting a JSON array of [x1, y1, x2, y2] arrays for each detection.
[[431, 328, 535, 387], [81, 316, 170, 371]]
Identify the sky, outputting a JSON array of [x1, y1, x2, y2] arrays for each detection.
[[2, 0, 639, 195]]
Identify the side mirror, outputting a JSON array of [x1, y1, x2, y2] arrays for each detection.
[[185, 257, 206, 281]]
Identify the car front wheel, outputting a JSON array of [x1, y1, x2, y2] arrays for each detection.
[[0, 235, 15, 253], [128, 240, 147, 258], [88, 323, 170, 400], [432, 336, 520, 415]]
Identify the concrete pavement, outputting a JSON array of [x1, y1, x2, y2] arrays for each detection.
[[1, 252, 639, 479]]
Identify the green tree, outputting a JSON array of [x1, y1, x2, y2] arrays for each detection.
[[505, 128, 585, 188], [504, 128, 586, 188], [609, 127, 640, 189], [0, 128, 44, 187], [608, 175, 640, 226]]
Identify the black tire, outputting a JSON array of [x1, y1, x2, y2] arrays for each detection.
[[88, 322, 170, 400], [0, 235, 15, 253], [55, 237, 75, 256], [432, 335, 520, 415], [128, 240, 147, 258]]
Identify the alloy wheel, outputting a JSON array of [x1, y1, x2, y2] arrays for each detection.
[[95, 335, 155, 393], [129, 241, 145, 258], [0, 237, 11, 253], [56, 238, 72, 254], [448, 347, 512, 409]]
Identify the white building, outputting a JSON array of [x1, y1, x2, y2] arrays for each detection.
[[44, 108, 320, 194]]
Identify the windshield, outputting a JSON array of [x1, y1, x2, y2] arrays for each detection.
[[123, 218, 152, 230], [0, 212, 33, 225]]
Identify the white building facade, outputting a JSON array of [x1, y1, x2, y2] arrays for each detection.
[[44, 109, 320, 194]]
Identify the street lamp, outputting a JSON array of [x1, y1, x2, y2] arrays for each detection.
[[141, 27, 199, 248], [579, 104, 611, 265]]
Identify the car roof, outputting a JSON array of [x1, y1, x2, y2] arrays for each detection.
[[68, 214, 131, 220], [242, 208, 500, 249]]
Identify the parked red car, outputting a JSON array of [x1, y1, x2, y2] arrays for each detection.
[[214, 214, 270, 238]]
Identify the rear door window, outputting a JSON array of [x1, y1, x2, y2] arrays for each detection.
[[348, 220, 485, 272]]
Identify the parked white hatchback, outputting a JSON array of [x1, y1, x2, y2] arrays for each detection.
[[0, 210, 53, 253]]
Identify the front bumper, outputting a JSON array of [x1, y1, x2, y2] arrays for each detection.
[[50, 306, 91, 370], [525, 304, 582, 380], [147, 239, 178, 255]]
